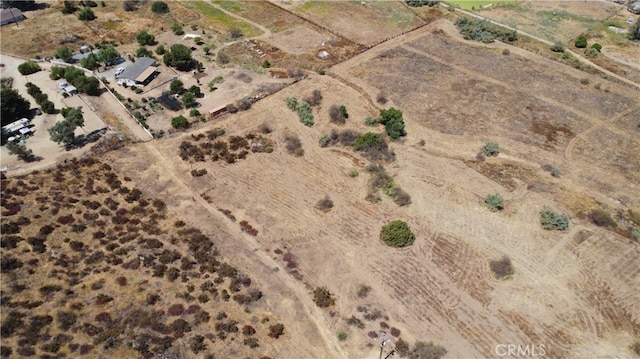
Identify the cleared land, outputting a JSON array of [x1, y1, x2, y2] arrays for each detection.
[[2, 2, 640, 359]]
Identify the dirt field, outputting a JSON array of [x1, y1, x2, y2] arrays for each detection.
[[2, 2, 640, 359]]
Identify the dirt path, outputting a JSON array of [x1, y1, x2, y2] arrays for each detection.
[[564, 102, 640, 161], [139, 141, 346, 359]]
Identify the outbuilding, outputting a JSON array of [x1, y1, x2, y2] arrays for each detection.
[[208, 105, 228, 119], [0, 7, 24, 26]]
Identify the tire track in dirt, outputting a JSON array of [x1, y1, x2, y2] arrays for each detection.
[[139, 141, 348, 359], [564, 102, 640, 162]]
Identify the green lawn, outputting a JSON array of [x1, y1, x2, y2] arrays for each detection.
[[446, 0, 516, 10]]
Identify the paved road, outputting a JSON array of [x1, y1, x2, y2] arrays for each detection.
[[446, 5, 640, 90]]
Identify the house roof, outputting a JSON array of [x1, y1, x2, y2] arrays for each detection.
[[135, 66, 156, 83], [0, 7, 24, 25], [118, 57, 156, 82]]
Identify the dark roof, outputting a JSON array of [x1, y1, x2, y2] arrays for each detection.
[[158, 91, 182, 111], [0, 7, 24, 25], [118, 57, 156, 81]]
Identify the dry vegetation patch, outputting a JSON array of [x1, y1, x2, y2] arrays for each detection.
[[0, 158, 284, 358]]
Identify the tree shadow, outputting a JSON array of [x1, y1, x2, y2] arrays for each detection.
[[65, 128, 108, 151]]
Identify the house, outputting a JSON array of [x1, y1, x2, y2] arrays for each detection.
[[116, 57, 158, 87], [0, 7, 24, 26], [208, 105, 228, 119]]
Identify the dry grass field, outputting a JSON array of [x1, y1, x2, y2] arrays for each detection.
[[2, 1, 640, 359]]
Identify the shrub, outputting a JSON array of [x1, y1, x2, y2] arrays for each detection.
[[584, 47, 598, 58], [412, 341, 448, 359], [313, 287, 335, 307], [376, 93, 388, 104], [485, 193, 504, 212], [316, 195, 334, 213], [357, 284, 371, 298], [172, 23, 184, 35], [482, 141, 500, 157], [490, 256, 514, 279], [574, 34, 588, 48], [305, 89, 322, 107], [284, 135, 303, 156], [171, 115, 189, 129], [329, 105, 348, 124], [588, 209, 616, 228], [286, 97, 314, 126], [337, 331, 347, 341], [396, 338, 410, 357], [380, 220, 415, 247], [18, 61, 41, 75], [550, 41, 565, 52], [262, 59, 271, 68], [551, 168, 561, 177], [630, 18, 640, 41], [353, 132, 385, 151], [378, 108, 406, 139], [62, 1, 78, 14], [136, 30, 155, 46], [349, 168, 359, 178], [319, 135, 331, 147], [455, 17, 517, 43], [540, 209, 569, 231], [151, 1, 169, 13], [228, 28, 243, 39], [591, 43, 602, 52], [77, 7, 96, 21], [269, 323, 284, 339], [631, 342, 640, 356]]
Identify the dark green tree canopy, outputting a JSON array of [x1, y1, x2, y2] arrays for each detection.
[[151, 1, 169, 14], [56, 47, 73, 63], [163, 44, 194, 71], [1, 87, 31, 127], [77, 7, 96, 21], [378, 108, 406, 139], [97, 46, 120, 64], [136, 30, 156, 46]]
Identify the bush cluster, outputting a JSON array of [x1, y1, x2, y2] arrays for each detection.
[[286, 97, 314, 127], [485, 193, 504, 212], [455, 18, 518, 43], [312, 287, 335, 308], [50, 66, 100, 96], [18, 61, 41, 76], [482, 141, 500, 157], [378, 108, 406, 139], [366, 164, 410, 205], [284, 135, 304, 157], [26, 83, 55, 114], [328, 105, 348, 124]]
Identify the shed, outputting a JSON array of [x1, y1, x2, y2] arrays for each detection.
[[117, 57, 158, 86], [209, 105, 228, 119], [0, 8, 24, 26]]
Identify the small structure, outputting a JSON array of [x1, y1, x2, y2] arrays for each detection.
[[630, 1, 640, 14], [59, 81, 77, 96], [1, 118, 30, 137], [208, 104, 228, 119], [116, 57, 158, 87], [158, 91, 182, 111], [0, 7, 24, 26]]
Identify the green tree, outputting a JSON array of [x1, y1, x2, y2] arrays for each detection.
[[136, 30, 155, 46], [17, 61, 41, 75], [61, 107, 85, 128], [630, 18, 640, 41], [61, 0, 78, 14], [151, 1, 169, 13], [6, 141, 35, 162], [55, 46, 73, 62], [49, 121, 76, 146], [378, 107, 406, 139], [171, 115, 189, 129], [77, 7, 96, 21], [187, 85, 201, 97], [482, 141, 500, 157], [163, 44, 194, 71], [50, 65, 66, 80], [97, 46, 120, 64], [40, 100, 56, 114], [136, 47, 153, 58], [380, 220, 415, 247], [0, 88, 31, 127], [485, 193, 504, 212], [80, 53, 99, 70], [155, 44, 165, 55], [574, 34, 587, 48], [170, 79, 185, 95], [182, 92, 196, 108]]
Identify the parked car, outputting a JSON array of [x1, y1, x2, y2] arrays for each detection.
[[115, 67, 124, 76]]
